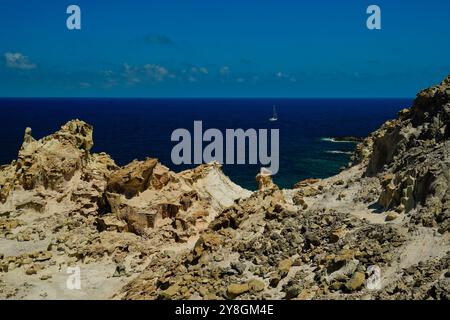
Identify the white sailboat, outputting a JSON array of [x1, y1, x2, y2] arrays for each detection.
[[269, 105, 278, 122]]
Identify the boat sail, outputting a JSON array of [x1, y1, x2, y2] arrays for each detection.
[[269, 105, 278, 122]]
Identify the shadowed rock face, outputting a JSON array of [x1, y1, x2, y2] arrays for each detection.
[[352, 75, 450, 215], [106, 158, 161, 199], [357, 75, 450, 174]]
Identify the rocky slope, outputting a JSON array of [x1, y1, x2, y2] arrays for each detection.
[[1, 75, 449, 300]]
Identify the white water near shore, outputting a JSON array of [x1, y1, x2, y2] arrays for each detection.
[[320, 137, 358, 143], [325, 150, 353, 155]]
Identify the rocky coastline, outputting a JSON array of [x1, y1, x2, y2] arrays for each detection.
[[329, 136, 365, 143], [0, 75, 449, 300]]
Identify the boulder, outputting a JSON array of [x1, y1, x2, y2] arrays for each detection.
[[346, 272, 365, 292], [278, 258, 293, 278], [227, 283, 250, 299], [107, 158, 159, 198]]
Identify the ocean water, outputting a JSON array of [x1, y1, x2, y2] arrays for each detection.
[[0, 98, 411, 190]]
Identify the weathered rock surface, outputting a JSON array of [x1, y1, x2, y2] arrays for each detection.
[[352, 75, 450, 228], [256, 168, 278, 191], [0, 120, 250, 299], [119, 75, 450, 300], [1, 75, 450, 300]]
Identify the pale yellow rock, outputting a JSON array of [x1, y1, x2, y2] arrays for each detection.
[[248, 279, 265, 292], [227, 283, 250, 298], [346, 272, 365, 291], [256, 168, 278, 191]]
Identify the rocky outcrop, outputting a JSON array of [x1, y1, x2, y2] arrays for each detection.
[[102, 159, 251, 243], [0, 164, 15, 204], [16, 121, 94, 191], [256, 168, 278, 191], [331, 136, 364, 143], [0, 120, 117, 217], [352, 76, 450, 220], [106, 158, 172, 198], [0, 119, 251, 299]]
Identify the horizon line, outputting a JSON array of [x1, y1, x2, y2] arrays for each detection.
[[0, 96, 414, 100]]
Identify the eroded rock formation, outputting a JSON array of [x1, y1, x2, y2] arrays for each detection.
[[352, 76, 450, 221], [1, 75, 450, 300], [0, 120, 250, 299]]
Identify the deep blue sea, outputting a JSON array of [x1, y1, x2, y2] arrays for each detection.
[[0, 98, 411, 190]]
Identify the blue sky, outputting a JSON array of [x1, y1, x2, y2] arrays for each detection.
[[0, 0, 449, 97]]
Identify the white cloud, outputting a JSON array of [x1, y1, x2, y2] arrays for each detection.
[[119, 63, 175, 86], [189, 66, 208, 75], [276, 71, 296, 82], [101, 70, 114, 77], [122, 63, 141, 86], [4, 52, 37, 70], [219, 66, 230, 76], [144, 64, 170, 82]]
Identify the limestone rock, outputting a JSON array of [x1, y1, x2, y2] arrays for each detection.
[[107, 158, 160, 198], [25, 264, 40, 275], [284, 285, 301, 300], [385, 212, 399, 222], [248, 279, 265, 292], [346, 272, 365, 292], [96, 215, 128, 232], [256, 168, 278, 191], [293, 178, 321, 189], [278, 259, 292, 278], [292, 193, 308, 209], [227, 283, 250, 299]]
